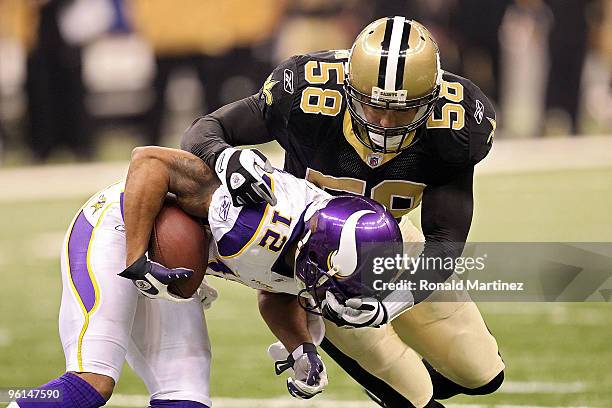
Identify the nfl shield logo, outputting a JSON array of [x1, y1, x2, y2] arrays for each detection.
[[367, 153, 382, 168]]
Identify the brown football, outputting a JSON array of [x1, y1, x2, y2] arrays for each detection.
[[148, 196, 209, 299]]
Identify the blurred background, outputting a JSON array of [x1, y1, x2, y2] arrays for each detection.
[[1, 1, 612, 407], [0, 0, 611, 164]]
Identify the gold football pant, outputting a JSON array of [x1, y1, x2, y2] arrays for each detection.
[[324, 217, 504, 407]]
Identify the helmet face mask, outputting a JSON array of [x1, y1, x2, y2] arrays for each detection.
[[346, 17, 442, 153], [294, 226, 351, 315], [295, 253, 348, 316], [345, 83, 439, 153]]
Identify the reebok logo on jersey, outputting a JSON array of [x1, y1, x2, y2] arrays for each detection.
[[474, 100, 484, 124], [219, 195, 231, 221], [283, 69, 294, 94]]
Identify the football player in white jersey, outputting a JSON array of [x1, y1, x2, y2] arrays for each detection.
[[11, 146, 409, 407], [9, 178, 214, 408], [120, 146, 409, 400]]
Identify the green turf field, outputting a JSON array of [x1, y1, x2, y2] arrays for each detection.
[[1, 167, 611, 407]]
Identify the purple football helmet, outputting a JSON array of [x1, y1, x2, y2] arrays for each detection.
[[294, 195, 403, 313]]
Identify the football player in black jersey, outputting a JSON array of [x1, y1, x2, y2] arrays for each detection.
[[182, 17, 504, 408]]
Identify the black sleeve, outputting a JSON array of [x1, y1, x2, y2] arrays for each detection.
[[421, 166, 473, 243], [413, 167, 474, 302], [180, 94, 273, 169]]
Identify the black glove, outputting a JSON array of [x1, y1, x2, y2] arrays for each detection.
[[214, 147, 277, 207], [118, 254, 193, 302]]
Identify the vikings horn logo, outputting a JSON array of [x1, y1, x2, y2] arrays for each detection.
[[329, 210, 374, 278]]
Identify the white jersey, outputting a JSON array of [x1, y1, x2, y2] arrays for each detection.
[[207, 170, 330, 294], [59, 180, 211, 404]]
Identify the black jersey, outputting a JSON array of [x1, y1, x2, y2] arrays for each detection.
[[256, 51, 496, 218], [180, 50, 497, 401]]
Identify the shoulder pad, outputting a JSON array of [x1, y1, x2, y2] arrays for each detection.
[[426, 73, 496, 166]]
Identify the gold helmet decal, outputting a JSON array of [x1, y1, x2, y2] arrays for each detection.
[[345, 17, 442, 153]]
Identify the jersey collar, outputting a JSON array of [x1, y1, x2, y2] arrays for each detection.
[[342, 110, 411, 168]]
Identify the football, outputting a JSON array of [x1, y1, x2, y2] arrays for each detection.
[[148, 196, 209, 299]]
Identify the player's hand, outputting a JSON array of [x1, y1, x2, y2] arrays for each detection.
[[215, 147, 277, 207], [118, 254, 193, 302], [274, 342, 328, 399], [321, 291, 388, 328]]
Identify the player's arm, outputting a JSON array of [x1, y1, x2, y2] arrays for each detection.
[[258, 290, 328, 400], [413, 78, 494, 293], [181, 57, 298, 206], [181, 95, 273, 170], [421, 167, 473, 245], [258, 290, 311, 352], [124, 146, 219, 265], [119, 146, 220, 301], [377, 167, 474, 318], [181, 98, 277, 207], [181, 55, 298, 168]]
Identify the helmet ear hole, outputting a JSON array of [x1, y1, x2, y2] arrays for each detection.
[[308, 251, 318, 262]]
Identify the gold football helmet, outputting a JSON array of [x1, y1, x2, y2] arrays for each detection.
[[345, 17, 442, 153]]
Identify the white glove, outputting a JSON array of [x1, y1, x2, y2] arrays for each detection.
[[270, 342, 328, 399], [268, 341, 289, 362], [215, 147, 276, 207], [196, 278, 219, 310], [321, 291, 388, 328]]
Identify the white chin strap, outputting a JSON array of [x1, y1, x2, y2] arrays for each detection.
[[361, 104, 430, 150], [369, 131, 403, 150]]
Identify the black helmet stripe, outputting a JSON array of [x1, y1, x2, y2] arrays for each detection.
[[378, 16, 410, 91], [377, 17, 394, 89], [395, 21, 412, 90]]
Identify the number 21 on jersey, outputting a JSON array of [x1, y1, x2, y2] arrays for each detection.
[[257, 210, 292, 253]]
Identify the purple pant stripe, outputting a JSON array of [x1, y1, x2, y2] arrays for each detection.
[[120, 191, 125, 221], [67, 211, 96, 312]]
